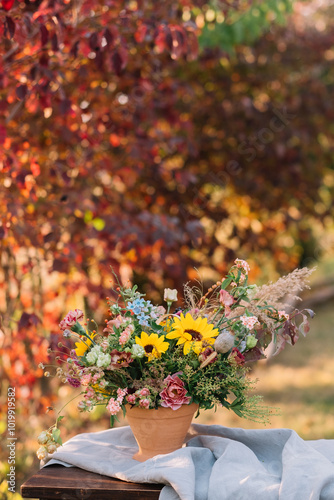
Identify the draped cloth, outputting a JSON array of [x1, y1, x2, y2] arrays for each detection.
[[43, 423, 334, 500]]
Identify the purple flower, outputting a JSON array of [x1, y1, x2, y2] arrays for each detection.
[[67, 377, 81, 387]]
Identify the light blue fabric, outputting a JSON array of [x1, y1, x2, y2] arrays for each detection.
[[43, 424, 334, 499]]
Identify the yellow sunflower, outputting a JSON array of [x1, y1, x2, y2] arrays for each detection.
[[74, 333, 96, 357], [135, 331, 169, 361], [167, 313, 219, 355]]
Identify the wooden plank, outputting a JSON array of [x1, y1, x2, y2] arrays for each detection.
[[21, 465, 163, 500]]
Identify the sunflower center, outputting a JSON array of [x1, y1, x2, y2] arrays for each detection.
[[185, 329, 203, 341], [144, 344, 154, 353]]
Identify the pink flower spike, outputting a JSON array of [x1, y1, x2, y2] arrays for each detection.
[[234, 258, 250, 275], [117, 387, 128, 403], [240, 315, 259, 330], [107, 397, 121, 415]]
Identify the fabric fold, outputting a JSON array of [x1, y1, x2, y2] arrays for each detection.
[[43, 423, 334, 500]]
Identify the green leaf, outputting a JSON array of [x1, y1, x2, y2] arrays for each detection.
[[221, 277, 233, 289], [52, 427, 62, 445]]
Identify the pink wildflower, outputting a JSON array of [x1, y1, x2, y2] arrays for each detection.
[[81, 374, 91, 386], [103, 315, 124, 333], [107, 398, 121, 415], [119, 327, 132, 345], [278, 310, 289, 321], [240, 315, 259, 330], [116, 387, 128, 404], [84, 388, 94, 398], [234, 259, 250, 275], [92, 373, 102, 383]]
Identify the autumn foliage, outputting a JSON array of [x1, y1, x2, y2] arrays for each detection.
[[1, 0, 334, 410]]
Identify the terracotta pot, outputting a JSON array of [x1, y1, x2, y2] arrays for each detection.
[[126, 403, 199, 462]]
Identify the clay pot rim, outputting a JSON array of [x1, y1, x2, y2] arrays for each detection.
[[126, 402, 199, 419]]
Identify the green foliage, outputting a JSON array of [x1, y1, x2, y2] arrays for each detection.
[[200, 0, 294, 51]]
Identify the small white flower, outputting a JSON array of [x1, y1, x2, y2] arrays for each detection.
[[36, 446, 48, 460], [96, 353, 111, 368], [86, 346, 102, 365], [46, 443, 58, 454], [164, 288, 178, 303], [37, 431, 49, 445], [131, 344, 145, 358], [63, 329, 72, 338]]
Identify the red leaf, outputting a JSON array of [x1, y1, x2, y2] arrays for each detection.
[[59, 99, 71, 115], [186, 31, 199, 62], [134, 24, 147, 43], [5, 16, 15, 38], [111, 46, 128, 76], [0, 124, 6, 144], [40, 24, 49, 46], [39, 53, 49, 67], [16, 84, 28, 100], [2, 0, 15, 11], [70, 40, 79, 57], [18, 312, 41, 330], [51, 32, 58, 51], [103, 26, 118, 47], [31, 161, 40, 176], [89, 32, 98, 51]]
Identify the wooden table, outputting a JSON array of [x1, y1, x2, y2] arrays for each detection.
[[21, 464, 163, 499]]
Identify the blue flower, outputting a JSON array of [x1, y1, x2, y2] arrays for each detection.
[[137, 312, 149, 327]]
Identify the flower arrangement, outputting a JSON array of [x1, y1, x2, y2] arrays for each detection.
[[36, 260, 314, 459]]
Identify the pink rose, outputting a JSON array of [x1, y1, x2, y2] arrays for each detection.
[[139, 398, 150, 408], [159, 373, 191, 410], [126, 394, 136, 404], [59, 309, 84, 331]]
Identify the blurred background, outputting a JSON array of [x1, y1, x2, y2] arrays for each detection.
[[1, 0, 334, 497]]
